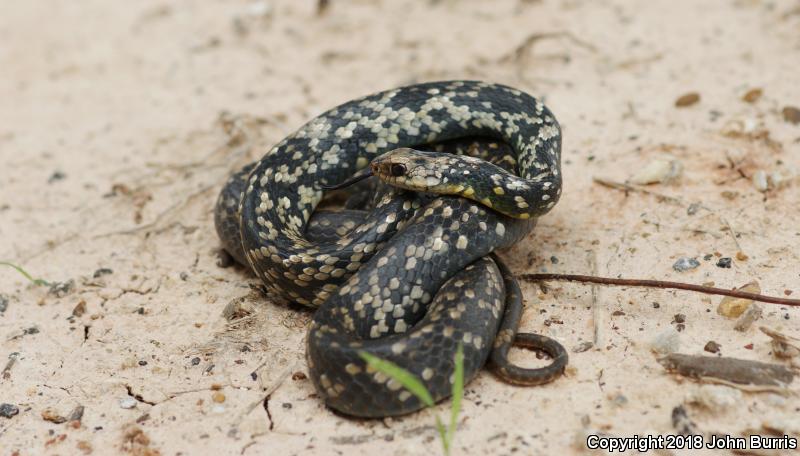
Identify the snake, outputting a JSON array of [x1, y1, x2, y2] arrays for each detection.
[[214, 80, 568, 417]]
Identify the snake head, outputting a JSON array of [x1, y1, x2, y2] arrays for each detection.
[[370, 148, 456, 192], [372, 147, 557, 220], [321, 147, 447, 192]]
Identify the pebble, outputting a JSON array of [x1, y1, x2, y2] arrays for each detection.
[[68, 405, 85, 423], [48, 279, 75, 297], [630, 158, 683, 185], [783, 106, 800, 124], [672, 257, 700, 272], [610, 394, 628, 407], [675, 92, 700, 107], [734, 303, 762, 332], [92, 268, 114, 278], [72, 301, 87, 317], [716, 257, 732, 268], [41, 408, 67, 424], [0, 403, 19, 418], [704, 341, 721, 353], [717, 281, 760, 318], [212, 392, 226, 403], [48, 171, 66, 183], [752, 170, 769, 192], [119, 398, 138, 409], [0, 294, 8, 313], [650, 327, 681, 354], [770, 170, 794, 189], [741, 88, 762, 103], [292, 371, 307, 381], [191, 357, 201, 366]]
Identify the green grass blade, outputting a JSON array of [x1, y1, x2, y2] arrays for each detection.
[[0, 261, 51, 286], [358, 351, 434, 407], [448, 343, 464, 444], [435, 415, 450, 456]]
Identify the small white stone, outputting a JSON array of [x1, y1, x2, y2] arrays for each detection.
[[119, 398, 138, 409], [649, 327, 680, 354], [630, 158, 682, 185], [753, 170, 769, 192]]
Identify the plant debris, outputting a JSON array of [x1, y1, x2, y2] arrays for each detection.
[[572, 341, 594, 353], [759, 327, 800, 365], [658, 353, 794, 387]]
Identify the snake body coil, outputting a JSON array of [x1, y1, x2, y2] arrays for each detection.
[[215, 81, 566, 417]]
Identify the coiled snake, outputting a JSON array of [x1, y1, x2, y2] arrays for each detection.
[[215, 81, 567, 417]]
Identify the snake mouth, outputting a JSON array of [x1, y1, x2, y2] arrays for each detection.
[[319, 166, 374, 190]]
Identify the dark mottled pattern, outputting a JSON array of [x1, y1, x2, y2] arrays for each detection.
[[214, 81, 565, 417]]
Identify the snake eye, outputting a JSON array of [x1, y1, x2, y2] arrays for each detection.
[[389, 163, 407, 177]]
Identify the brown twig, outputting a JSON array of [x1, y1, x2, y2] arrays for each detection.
[[518, 273, 800, 307]]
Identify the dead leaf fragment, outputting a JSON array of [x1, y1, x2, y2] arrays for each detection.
[[759, 327, 800, 361]]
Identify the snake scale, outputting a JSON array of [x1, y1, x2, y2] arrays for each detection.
[[215, 80, 567, 417]]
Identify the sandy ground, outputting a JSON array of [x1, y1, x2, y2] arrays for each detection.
[[1, 0, 800, 454]]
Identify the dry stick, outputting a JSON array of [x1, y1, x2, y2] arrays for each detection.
[[518, 273, 800, 307]]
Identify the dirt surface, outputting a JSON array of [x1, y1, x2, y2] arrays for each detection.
[[2, 1, 799, 455]]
